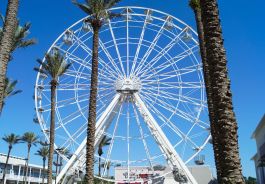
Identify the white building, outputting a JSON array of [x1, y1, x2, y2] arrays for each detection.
[[0, 153, 48, 184], [252, 114, 265, 184], [114, 165, 215, 184]]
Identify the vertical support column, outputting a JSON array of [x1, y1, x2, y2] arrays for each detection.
[[29, 167, 32, 184], [39, 168, 41, 184], [17, 165, 21, 184], [134, 93, 197, 184]]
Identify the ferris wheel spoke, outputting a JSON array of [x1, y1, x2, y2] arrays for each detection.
[[143, 81, 203, 90], [132, 103, 154, 169], [67, 67, 117, 83], [55, 104, 80, 146], [55, 104, 88, 131], [89, 26, 124, 77], [98, 40, 124, 77], [152, 96, 205, 129], [54, 46, 91, 69], [130, 11, 149, 76], [136, 27, 188, 77], [142, 87, 203, 107], [142, 65, 199, 86], [41, 93, 87, 110], [108, 18, 126, 77], [71, 33, 119, 79], [55, 90, 115, 132], [102, 104, 123, 177], [141, 91, 207, 130], [70, 123, 87, 142], [126, 8, 130, 77], [133, 16, 169, 77], [140, 44, 199, 80]]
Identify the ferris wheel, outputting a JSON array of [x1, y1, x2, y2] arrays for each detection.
[[35, 6, 211, 184]]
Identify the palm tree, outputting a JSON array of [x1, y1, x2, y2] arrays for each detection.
[[36, 146, 49, 184], [199, 0, 244, 183], [0, 0, 19, 111], [2, 133, 20, 183], [188, 0, 221, 179], [34, 52, 71, 184], [98, 135, 111, 176], [0, 77, 22, 114], [0, 16, 36, 59], [21, 132, 39, 183], [54, 147, 70, 184], [72, 0, 121, 183], [58, 148, 70, 173]]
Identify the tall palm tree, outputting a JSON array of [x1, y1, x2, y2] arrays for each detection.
[[0, 77, 22, 114], [72, 0, 121, 183], [98, 135, 111, 176], [188, 0, 221, 179], [2, 133, 20, 183], [199, 0, 244, 183], [21, 132, 39, 183], [36, 146, 49, 184], [0, 0, 19, 112], [34, 52, 71, 184]]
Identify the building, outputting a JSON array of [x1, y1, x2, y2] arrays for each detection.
[[0, 153, 48, 184], [252, 114, 265, 184], [115, 165, 215, 184]]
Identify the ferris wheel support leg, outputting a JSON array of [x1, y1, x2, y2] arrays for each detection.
[[56, 94, 122, 184], [134, 93, 198, 184]]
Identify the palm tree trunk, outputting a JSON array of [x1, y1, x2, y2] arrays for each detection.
[[98, 155, 101, 176], [190, 4, 221, 179], [24, 145, 31, 183], [42, 158, 46, 184], [59, 157, 63, 173], [84, 23, 100, 184], [2, 146, 12, 184], [199, 0, 244, 183], [55, 153, 59, 184], [47, 81, 57, 184], [0, 0, 19, 112]]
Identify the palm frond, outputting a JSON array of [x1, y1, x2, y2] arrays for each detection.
[[189, 0, 200, 10], [22, 132, 39, 146], [2, 78, 22, 101], [33, 67, 48, 76], [10, 21, 36, 52], [104, 0, 122, 9], [108, 12, 123, 19], [2, 133, 21, 145], [17, 38, 37, 48], [0, 14, 5, 24], [10, 90, 22, 96], [72, 0, 93, 15], [35, 52, 71, 81]]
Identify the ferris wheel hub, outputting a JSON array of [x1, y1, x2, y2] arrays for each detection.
[[115, 76, 142, 94]]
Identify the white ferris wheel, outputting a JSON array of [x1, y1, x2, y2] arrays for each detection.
[[35, 6, 211, 184]]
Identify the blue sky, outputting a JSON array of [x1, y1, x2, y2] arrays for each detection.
[[0, 0, 264, 178]]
